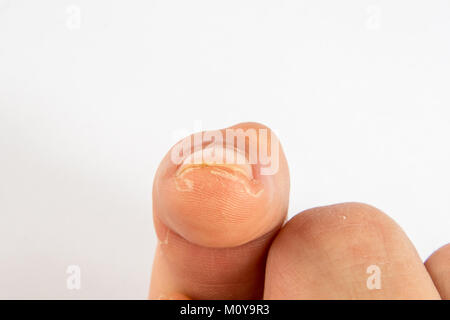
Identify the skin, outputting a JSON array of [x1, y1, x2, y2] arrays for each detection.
[[149, 122, 449, 300]]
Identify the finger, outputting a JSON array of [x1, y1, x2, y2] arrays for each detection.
[[149, 122, 290, 299], [264, 203, 441, 299], [158, 292, 191, 300], [425, 243, 450, 299]]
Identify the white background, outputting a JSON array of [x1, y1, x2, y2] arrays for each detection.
[[0, 0, 449, 299]]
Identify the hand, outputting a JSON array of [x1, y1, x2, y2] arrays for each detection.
[[149, 122, 448, 300]]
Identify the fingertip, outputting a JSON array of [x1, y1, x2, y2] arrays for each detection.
[[153, 122, 289, 247]]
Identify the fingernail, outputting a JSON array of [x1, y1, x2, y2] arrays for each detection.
[[175, 144, 253, 179]]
